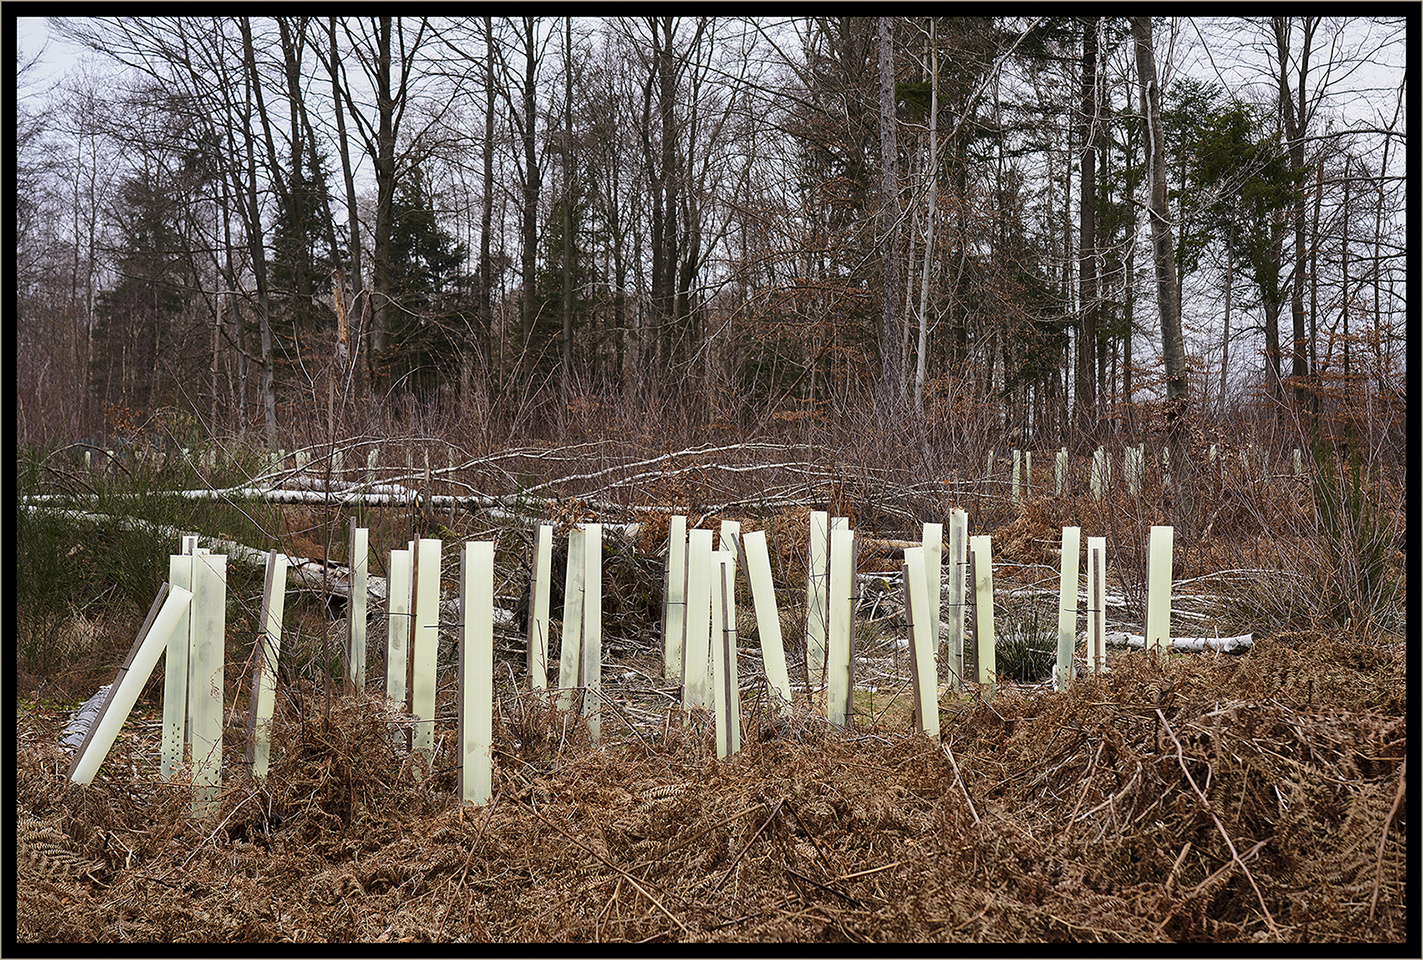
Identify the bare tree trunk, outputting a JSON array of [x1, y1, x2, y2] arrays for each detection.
[[479, 17, 495, 375], [876, 16, 905, 406], [519, 16, 540, 375], [325, 18, 366, 405], [1075, 16, 1099, 442], [657, 17, 679, 370], [1273, 15, 1318, 414], [237, 18, 278, 445], [1131, 16, 1194, 530], [913, 19, 939, 413], [561, 17, 574, 404], [371, 17, 397, 383], [1220, 223, 1234, 415]]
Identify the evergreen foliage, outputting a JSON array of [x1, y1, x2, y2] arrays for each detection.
[[382, 165, 472, 398]]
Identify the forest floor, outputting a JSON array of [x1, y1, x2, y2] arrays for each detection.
[[13, 441, 1410, 943], [15, 588, 1408, 942]]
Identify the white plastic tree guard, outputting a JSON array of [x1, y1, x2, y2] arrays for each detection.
[[681, 527, 714, 710], [1056, 447, 1068, 496], [1091, 446, 1108, 500], [662, 515, 687, 684], [710, 550, 741, 758], [68, 583, 170, 770], [554, 523, 604, 739], [410, 538, 443, 766], [246, 550, 288, 781], [1012, 449, 1022, 502], [69, 585, 194, 787], [1126, 444, 1144, 496], [741, 530, 793, 716], [718, 519, 742, 561], [188, 552, 226, 817], [901, 545, 940, 739], [945, 508, 969, 690], [581, 523, 603, 743], [1055, 526, 1081, 690], [459, 541, 495, 805], [526, 523, 554, 689], [1086, 536, 1107, 673], [347, 523, 369, 690], [1146, 525, 1173, 659], [385, 547, 413, 711], [969, 535, 996, 687], [825, 525, 855, 726], [715, 521, 744, 746], [557, 525, 587, 711], [804, 510, 830, 689], [923, 522, 943, 658], [161, 552, 194, 780]]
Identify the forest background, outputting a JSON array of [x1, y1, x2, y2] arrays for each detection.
[[13, 15, 1408, 498]]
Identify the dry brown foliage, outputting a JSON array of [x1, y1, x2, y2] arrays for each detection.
[[15, 632, 1405, 943]]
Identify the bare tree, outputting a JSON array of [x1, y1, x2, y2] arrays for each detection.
[[876, 17, 905, 406], [323, 17, 438, 397], [911, 19, 940, 412], [1075, 16, 1100, 441], [1131, 16, 1194, 528]]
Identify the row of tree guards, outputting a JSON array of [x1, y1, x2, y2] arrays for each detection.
[[65, 514, 1178, 814], [81, 440, 1307, 500]]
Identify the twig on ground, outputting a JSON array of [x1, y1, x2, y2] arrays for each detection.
[[1369, 756, 1405, 921], [940, 741, 980, 825], [1156, 708, 1280, 939]]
